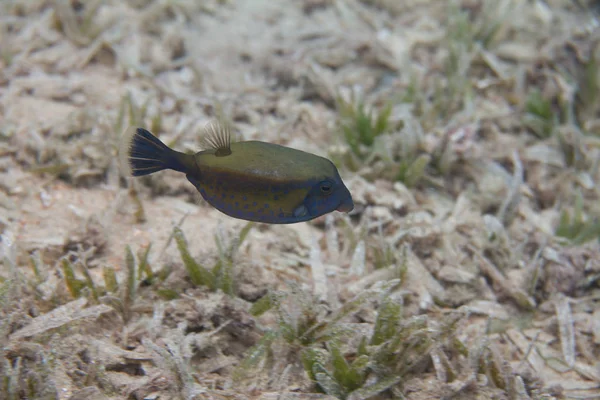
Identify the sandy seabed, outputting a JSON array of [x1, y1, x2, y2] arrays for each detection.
[[1, 1, 600, 399]]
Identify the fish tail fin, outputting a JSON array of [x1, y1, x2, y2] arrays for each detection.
[[118, 127, 194, 177]]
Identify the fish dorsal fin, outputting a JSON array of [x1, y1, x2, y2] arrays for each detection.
[[200, 120, 232, 157]]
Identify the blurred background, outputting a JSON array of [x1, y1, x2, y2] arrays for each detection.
[[0, 1, 599, 399]]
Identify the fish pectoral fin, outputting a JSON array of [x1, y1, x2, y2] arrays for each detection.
[[293, 204, 308, 218]]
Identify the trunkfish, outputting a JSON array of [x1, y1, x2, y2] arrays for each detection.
[[118, 122, 354, 224]]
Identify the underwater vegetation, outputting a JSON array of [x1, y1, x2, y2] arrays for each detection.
[[1, 0, 599, 399]]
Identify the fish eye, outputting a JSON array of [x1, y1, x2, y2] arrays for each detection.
[[320, 181, 333, 195]]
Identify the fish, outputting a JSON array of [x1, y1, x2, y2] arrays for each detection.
[[118, 121, 354, 224]]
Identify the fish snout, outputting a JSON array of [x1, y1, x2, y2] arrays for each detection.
[[336, 197, 354, 213]]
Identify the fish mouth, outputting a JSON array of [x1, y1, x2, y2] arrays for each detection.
[[336, 198, 354, 213]]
